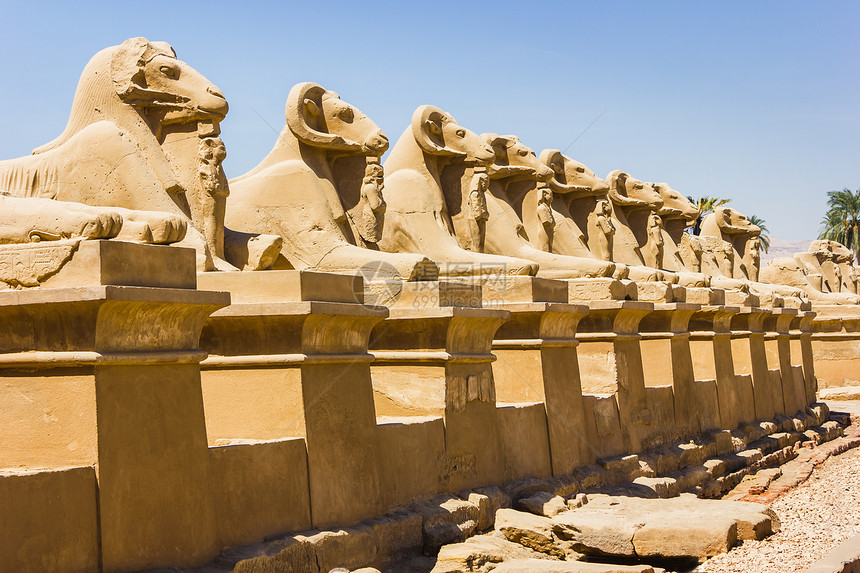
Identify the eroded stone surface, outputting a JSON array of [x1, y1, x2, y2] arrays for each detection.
[[430, 534, 552, 573]]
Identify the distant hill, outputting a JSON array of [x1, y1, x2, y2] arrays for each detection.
[[760, 238, 812, 265]]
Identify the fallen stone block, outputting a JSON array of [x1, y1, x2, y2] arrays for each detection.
[[472, 486, 512, 526], [703, 458, 727, 478], [552, 494, 777, 560], [740, 424, 766, 443], [567, 493, 589, 510], [677, 441, 708, 469], [631, 476, 679, 499], [363, 510, 423, 563], [296, 527, 378, 572], [495, 508, 567, 558], [573, 466, 607, 490], [553, 510, 639, 557], [599, 455, 643, 484], [411, 495, 480, 553], [430, 533, 553, 573], [705, 430, 735, 456], [707, 499, 780, 539], [552, 474, 582, 497], [230, 537, 318, 573], [631, 517, 737, 558], [807, 402, 829, 425], [504, 477, 555, 502], [518, 491, 569, 517]]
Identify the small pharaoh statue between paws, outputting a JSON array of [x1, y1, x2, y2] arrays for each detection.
[[680, 232, 703, 273], [354, 161, 386, 247], [744, 235, 761, 282], [536, 184, 555, 252], [467, 166, 490, 252], [198, 136, 229, 261], [647, 212, 665, 269], [591, 198, 615, 261], [719, 240, 735, 277]]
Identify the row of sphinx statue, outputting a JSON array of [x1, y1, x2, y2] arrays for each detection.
[[0, 38, 855, 305]]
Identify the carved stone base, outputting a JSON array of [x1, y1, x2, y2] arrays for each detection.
[[198, 269, 363, 304], [635, 281, 675, 303], [671, 286, 719, 305], [0, 240, 196, 290], [725, 290, 759, 307], [479, 276, 567, 305], [567, 278, 629, 302], [388, 280, 483, 309]]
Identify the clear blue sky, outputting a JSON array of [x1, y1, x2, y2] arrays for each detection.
[[1, 1, 857, 240]]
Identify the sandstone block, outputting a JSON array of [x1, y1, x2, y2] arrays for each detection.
[[572, 466, 607, 490], [430, 534, 552, 573], [518, 491, 569, 517], [568, 493, 589, 510], [553, 511, 638, 557], [552, 494, 777, 560], [631, 476, 680, 498], [495, 508, 566, 558], [364, 511, 423, 563], [411, 496, 480, 553], [631, 518, 737, 558], [296, 527, 377, 572], [471, 486, 512, 530], [503, 477, 554, 502], [231, 538, 318, 573]]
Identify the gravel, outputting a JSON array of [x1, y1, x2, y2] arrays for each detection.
[[696, 444, 860, 573]]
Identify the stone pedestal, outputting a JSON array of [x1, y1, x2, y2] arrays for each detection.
[[567, 277, 629, 302], [736, 307, 775, 421], [672, 286, 722, 305], [370, 305, 509, 493], [577, 301, 654, 454], [693, 306, 747, 431], [198, 270, 388, 529], [388, 280, 483, 310], [0, 241, 228, 573], [770, 308, 805, 416], [635, 280, 675, 302], [725, 289, 759, 307], [493, 301, 591, 474], [796, 311, 817, 405], [198, 269, 362, 304], [639, 303, 701, 438]]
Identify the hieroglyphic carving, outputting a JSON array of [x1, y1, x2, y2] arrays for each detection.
[[0, 241, 80, 288]]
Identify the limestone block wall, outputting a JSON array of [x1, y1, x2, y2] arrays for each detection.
[[0, 467, 99, 573], [209, 438, 311, 550], [811, 306, 860, 389], [0, 242, 823, 573]]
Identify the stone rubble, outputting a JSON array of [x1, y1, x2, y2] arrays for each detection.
[[697, 421, 860, 572]]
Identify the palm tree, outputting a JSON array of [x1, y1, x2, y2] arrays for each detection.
[[687, 196, 731, 235], [819, 187, 860, 263], [748, 215, 770, 253]]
